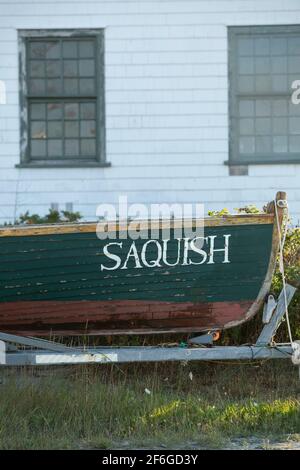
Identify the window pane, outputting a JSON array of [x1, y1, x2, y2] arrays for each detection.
[[255, 75, 271, 93], [272, 75, 288, 92], [79, 40, 95, 58], [255, 57, 271, 74], [63, 60, 78, 77], [271, 37, 287, 56], [238, 57, 254, 74], [48, 139, 63, 157], [288, 56, 300, 73], [65, 121, 79, 138], [289, 135, 300, 152], [288, 37, 300, 55], [256, 136, 271, 153], [239, 76, 254, 93], [63, 41, 77, 58], [254, 37, 270, 56], [238, 38, 253, 55], [256, 118, 271, 135], [274, 100, 288, 116], [64, 103, 79, 119], [46, 79, 62, 94], [79, 59, 95, 76], [273, 136, 288, 153], [31, 121, 46, 139], [239, 118, 254, 135], [46, 41, 60, 59], [255, 100, 271, 117], [239, 137, 255, 154], [65, 139, 80, 156], [79, 78, 95, 95], [48, 121, 63, 138], [79, 78, 95, 94], [47, 103, 63, 120], [30, 79, 46, 94], [272, 56, 287, 74], [29, 42, 46, 59], [80, 120, 96, 138], [289, 117, 300, 134], [239, 100, 254, 117], [31, 140, 46, 157], [46, 60, 60, 77], [30, 61, 45, 78], [31, 103, 46, 119], [289, 101, 300, 116], [81, 138, 96, 156], [273, 117, 287, 134], [64, 78, 78, 94], [80, 102, 96, 119]]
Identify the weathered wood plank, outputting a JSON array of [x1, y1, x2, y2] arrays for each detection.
[[0, 214, 274, 238]]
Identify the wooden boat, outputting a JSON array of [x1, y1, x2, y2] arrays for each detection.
[[0, 192, 286, 337]]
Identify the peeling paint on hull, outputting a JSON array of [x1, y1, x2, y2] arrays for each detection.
[[0, 299, 253, 336]]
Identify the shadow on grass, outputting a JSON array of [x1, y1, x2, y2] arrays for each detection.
[[0, 360, 299, 449]]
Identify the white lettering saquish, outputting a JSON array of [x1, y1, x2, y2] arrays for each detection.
[[100, 234, 231, 271]]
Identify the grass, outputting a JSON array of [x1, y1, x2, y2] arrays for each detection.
[[0, 360, 299, 449]]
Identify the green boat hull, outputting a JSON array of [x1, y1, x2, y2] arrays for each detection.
[[0, 196, 284, 336]]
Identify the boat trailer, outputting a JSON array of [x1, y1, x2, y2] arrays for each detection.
[[0, 284, 299, 369]]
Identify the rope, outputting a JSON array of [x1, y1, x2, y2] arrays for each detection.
[[274, 199, 293, 345]]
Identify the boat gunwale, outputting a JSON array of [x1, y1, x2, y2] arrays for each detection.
[[0, 213, 274, 237]]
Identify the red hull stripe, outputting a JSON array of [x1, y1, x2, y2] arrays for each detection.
[[0, 299, 253, 336]]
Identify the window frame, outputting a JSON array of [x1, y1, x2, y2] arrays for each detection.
[[18, 29, 109, 168], [228, 25, 300, 166]]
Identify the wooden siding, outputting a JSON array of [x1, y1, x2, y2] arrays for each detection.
[[0, 1, 300, 224]]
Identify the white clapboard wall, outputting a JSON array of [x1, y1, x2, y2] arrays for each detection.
[[0, 0, 299, 224]]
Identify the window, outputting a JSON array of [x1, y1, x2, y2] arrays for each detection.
[[228, 26, 300, 164], [18, 30, 108, 167]]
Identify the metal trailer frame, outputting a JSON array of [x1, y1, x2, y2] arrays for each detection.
[[0, 284, 299, 368]]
